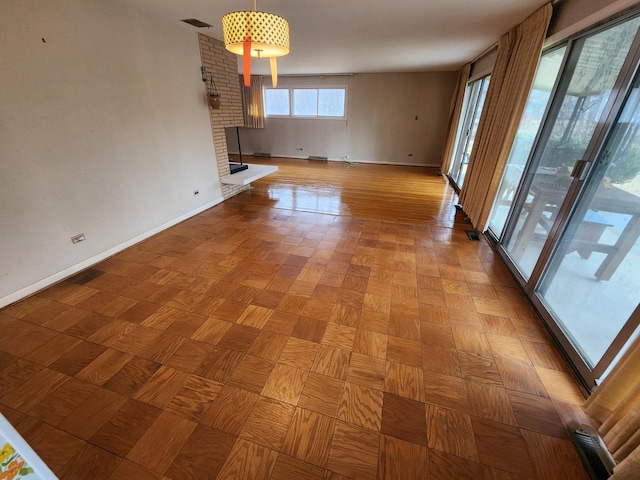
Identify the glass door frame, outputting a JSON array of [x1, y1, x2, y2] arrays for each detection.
[[489, 12, 640, 388], [448, 75, 490, 190]]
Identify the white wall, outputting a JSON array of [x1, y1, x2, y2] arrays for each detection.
[[0, 0, 221, 306], [230, 72, 458, 166]]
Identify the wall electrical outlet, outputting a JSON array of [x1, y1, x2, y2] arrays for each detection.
[[193, 190, 200, 196], [71, 233, 86, 244]]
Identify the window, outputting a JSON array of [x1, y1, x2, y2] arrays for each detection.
[[264, 88, 290, 116], [263, 87, 346, 118]]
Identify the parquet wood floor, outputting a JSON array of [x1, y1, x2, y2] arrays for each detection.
[[0, 157, 592, 479]]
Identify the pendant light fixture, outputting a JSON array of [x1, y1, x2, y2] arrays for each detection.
[[222, 0, 290, 88]]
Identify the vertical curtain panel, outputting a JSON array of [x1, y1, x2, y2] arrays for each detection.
[[241, 75, 265, 129], [440, 63, 471, 175], [459, 3, 553, 231], [584, 336, 640, 480]]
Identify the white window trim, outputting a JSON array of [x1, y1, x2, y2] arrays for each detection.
[[263, 85, 348, 120]]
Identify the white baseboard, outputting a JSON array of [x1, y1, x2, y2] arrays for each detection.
[[0, 197, 224, 309], [229, 151, 439, 168]]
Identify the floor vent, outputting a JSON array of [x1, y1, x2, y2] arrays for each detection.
[[181, 19, 212, 28], [569, 427, 614, 480], [308, 155, 328, 161], [466, 230, 480, 241], [67, 269, 104, 285], [253, 152, 272, 157]]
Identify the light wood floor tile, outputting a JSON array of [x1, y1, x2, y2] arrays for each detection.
[[507, 391, 567, 438], [163, 339, 211, 373], [103, 356, 161, 397], [312, 344, 351, 380], [452, 326, 492, 356], [299, 372, 345, 417], [521, 429, 590, 480], [385, 361, 424, 401], [322, 323, 357, 350], [422, 345, 461, 377], [134, 366, 190, 408], [378, 434, 429, 480], [216, 438, 278, 480], [386, 336, 422, 368], [227, 355, 275, 394], [261, 363, 309, 405], [202, 385, 258, 435], [240, 396, 296, 450], [424, 371, 470, 412], [110, 325, 163, 356], [190, 318, 233, 345], [127, 411, 197, 474], [487, 334, 531, 363], [194, 347, 244, 383], [237, 305, 274, 329], [465, 381, 517, 426], [358, 310, 389, 334], [458, 351, 503, 385], [496, 358, 548, 397], [282, 408, 336, 467], [480, 314, 519, 338], [338, 382, 383, 431], [471, 417, 533, 475], [353, 329, 388, 359], [75, 349, 132, 386], [535, 367, 585, 404], [248, 330, 290, 362], [346, 352, 386, 390], [165, 374, 222, 422], [420, 323, 455, 349], [524, 341, 569, 371], [426, 404, 478, 461], [279, 337, 320, 370], [327, 420, 379, 479]]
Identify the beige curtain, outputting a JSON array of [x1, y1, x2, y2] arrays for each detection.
[[459, 3, 553, 230], [584, 336, 640, 480], [440, 63, 471, 175], [240, 75, 265, 128]]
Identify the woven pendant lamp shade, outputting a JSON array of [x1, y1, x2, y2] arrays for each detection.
[[222, 11, 290, 58]]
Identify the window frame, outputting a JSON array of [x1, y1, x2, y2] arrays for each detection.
[[263, 85, 348, 120]]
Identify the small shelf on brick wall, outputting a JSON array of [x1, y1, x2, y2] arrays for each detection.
[[220, 164, 278, 186]]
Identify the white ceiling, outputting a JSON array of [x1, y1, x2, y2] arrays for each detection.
[[120, 0, 549, 74]]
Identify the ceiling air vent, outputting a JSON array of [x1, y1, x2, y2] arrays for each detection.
[[181, 19, 212, 28]]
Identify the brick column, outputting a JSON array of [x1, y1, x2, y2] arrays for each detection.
[[198, 33, 248, 199]]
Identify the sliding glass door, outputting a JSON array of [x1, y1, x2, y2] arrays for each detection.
[[537, 68, 640, 377], [448, 76, 490, 189], [488, 13, 640, 386]]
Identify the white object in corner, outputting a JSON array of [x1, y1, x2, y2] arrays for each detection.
[[0, 414, 57, 479]]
